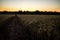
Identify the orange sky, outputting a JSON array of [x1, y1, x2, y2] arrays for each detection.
[[0, 0, 60, 12]]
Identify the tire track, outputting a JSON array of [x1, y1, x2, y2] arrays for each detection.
[[0, 15, 31, 40]]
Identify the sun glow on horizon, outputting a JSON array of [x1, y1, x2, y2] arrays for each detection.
[[0, 0, 60, 12], [0, 7, 60, 12]]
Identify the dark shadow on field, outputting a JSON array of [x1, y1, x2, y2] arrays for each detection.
[[0, 14, 60, 40], [0, 15, 32, 40]]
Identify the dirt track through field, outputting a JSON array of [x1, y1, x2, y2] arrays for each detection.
[[0, 15, 31, 40]]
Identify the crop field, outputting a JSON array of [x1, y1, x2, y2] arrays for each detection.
[[0, 14, 60, 40]]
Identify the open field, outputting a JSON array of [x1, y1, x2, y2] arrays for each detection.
[[0, 14, 60, 40], [0, 14, 60, 25], [0, 14, 15, 23]]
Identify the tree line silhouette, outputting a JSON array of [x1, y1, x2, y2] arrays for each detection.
[[0, 10, 60, 15]]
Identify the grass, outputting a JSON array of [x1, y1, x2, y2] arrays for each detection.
[[0, 14, 60, 40], [0, 14, 15, 22], [18, 15, 60, 40]]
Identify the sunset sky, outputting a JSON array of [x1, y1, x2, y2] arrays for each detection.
[[0, 0, 60, 12]]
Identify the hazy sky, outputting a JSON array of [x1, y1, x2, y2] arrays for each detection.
[[0, 0, 60, 11]]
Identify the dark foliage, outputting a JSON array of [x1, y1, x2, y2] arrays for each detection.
[[0, 14, 60, 40], [0, 11, 60, 15]]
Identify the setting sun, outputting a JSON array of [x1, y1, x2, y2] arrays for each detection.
[[0, 0, 60, 12]]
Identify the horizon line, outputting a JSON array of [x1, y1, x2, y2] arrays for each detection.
[[0, 10, 60, 12]]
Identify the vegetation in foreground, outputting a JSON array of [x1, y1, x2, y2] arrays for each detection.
[[25, 17, 60, 40], [0, 14, 60, 40]]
